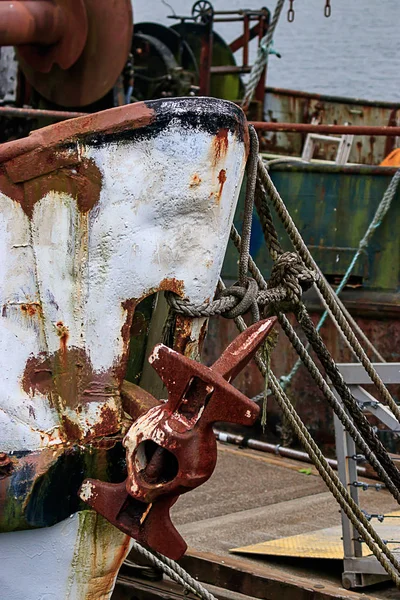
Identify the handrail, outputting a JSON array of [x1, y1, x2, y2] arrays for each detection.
[[251, 121, 400, 136]]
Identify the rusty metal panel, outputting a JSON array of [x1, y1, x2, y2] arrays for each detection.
[[263, 87, 400, 164], [224, 163, 400, 292], [0, 97, 249, 598]]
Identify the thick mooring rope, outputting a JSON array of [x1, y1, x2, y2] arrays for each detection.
[[219, 286, 400, 586], [167, 251, 316, 320], [279, 167, 400, 387], [130, 541, 218, 600], [252, 166, 400, 494], [229, 226, 400, 503], [257, 158, 400, 426], [163, 126, 400, 588]]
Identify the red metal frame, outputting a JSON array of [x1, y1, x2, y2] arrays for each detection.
[[198, 8, 270, 108]]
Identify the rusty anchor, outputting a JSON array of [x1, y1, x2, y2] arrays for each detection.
[[79, 317, 276, 559]]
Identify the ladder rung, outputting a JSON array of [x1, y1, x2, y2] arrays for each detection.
[[306, 134, 344, 143]]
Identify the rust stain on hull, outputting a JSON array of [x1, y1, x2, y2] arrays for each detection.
[[20, 277, 186, 443], [75, 513, 131, 600], [22, 347, 121, 441], [217, 168, 227, 202], [0, 101, 155, 218], [212, 128, 229, 167], [56, 321, 69, 355], [190, 173, 202, 187], [21, 158, 102, 219], [20, 302, 42, 317]]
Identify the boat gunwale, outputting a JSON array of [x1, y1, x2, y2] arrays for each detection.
[[265, 86, 400, 109]]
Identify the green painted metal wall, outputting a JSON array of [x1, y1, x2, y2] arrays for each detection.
[[223, 163, 400, 292]]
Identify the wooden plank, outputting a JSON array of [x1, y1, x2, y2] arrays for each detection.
[[115, 574, 256, 600]]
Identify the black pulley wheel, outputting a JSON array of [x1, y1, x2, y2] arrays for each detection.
[[191, 1, 214, 23]]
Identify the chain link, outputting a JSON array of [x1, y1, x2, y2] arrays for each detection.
[[324, 0, 331, 17], [287, 0, 295, 22]]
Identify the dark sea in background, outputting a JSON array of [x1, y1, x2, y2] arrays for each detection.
[[134, 0, 400, 101]]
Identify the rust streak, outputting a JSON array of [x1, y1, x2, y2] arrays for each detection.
[[216, 169, 227, 203], [21, 302, 42, 317], [212, 128, 229, 167], [55, 321, 69, 355], [83, 521, 131, 600], [173, 315, 195, 356]]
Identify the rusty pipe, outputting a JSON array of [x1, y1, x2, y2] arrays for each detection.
[[0, 1, 65, 47], [250, 121, 400, 137], [0, 105, 86, 120], [214, 429, 368, 475]]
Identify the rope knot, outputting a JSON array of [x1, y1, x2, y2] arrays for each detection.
[[219, 277, 260, 322], [268, 252, 318, 305]]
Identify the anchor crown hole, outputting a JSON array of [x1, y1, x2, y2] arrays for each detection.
[[177, 376, 214, 420], [136, 440, 179, 485]]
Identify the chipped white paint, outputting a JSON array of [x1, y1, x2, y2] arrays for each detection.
[[0, 98, 248, 599], [231, 318, 275, 355], [79, 480, 96, 503], [0, 114, 246, 450], [82, 125, 242, 372], [0, 193, 62, 452], [0, 512, 131, 600]]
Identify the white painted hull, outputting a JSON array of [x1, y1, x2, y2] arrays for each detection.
[[0, 97, 248, 598]]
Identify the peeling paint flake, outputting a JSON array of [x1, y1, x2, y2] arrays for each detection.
[[79, 479, 96, 502]]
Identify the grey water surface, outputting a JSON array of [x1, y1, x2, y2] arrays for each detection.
[[134, 0, 400, 102]]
